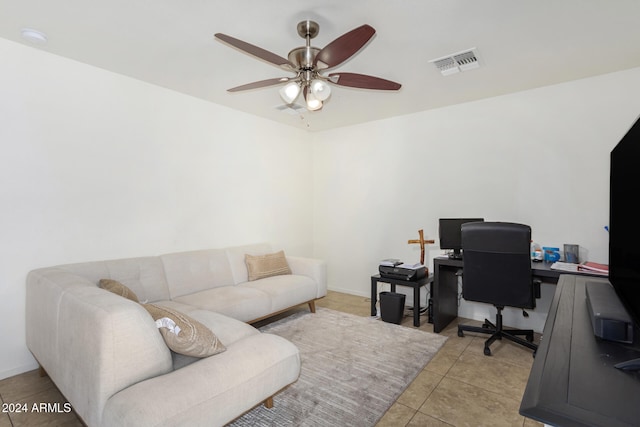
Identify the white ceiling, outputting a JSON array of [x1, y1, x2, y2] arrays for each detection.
[[2, 0, 640, 132]]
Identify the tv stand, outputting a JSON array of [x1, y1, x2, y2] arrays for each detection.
[[520, 275, 640, 426]]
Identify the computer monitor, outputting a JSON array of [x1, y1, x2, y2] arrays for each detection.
[[439, 218, 484, 259]]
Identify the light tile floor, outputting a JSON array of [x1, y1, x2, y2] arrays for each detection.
[[316, 292, 543, 427], [0, 291, 543, 426]]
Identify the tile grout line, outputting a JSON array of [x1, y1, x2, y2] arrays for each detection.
[[412, 337, 469, 425], [1, 391, 16, 427]]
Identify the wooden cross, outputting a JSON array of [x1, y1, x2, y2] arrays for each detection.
[[407, 229, 435, 265]]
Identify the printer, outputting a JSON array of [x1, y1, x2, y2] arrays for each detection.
[[379, 259, 427, 281]]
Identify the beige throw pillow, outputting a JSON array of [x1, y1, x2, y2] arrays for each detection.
[[142, 303, 226, 358], [245, 250, 292, 281], [99, 279, 139, 303]]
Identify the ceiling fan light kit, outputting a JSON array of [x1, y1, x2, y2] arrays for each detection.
[[279, 82, 302, 104], [310, 79, 331, 101], [304, 88, 322, 111], [215, 20, 401, 112]]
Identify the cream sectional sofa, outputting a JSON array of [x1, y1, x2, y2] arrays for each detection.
[[25, 243, 327, 427]]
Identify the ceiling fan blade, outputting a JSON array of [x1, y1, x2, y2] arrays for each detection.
[[227, 77, 293, 92], [314, 25, 376, 69], [328, 73, 401, 90], [215, 33, 296, 71]]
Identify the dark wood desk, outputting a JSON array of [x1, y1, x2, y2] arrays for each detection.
[[520, 275, 640, 426], [370, 273, 434, 327], [432, 256, 604, 333]]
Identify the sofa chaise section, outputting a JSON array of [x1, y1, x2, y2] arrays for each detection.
[[101, 319, 300, 427]]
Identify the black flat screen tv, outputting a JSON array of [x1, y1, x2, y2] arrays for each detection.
[[439, 218, 484, 259], [609, 114, 640, 369]]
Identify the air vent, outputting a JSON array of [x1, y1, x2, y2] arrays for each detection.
[[429, 48, 480, 76]]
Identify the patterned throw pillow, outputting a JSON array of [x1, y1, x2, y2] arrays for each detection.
[[245, 250, 292, 281], [99, 279, 140, 303], [142, 303, 226, 358]]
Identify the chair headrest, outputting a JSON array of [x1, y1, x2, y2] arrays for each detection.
[[462, 222, 531, 254]]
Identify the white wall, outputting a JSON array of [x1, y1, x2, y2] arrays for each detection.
[[4, 34, 640, 380], [0, 38, 313, 379], [313, 67, 640, 332]]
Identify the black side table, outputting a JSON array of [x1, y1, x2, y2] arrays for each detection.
[[370, 273, 434, 327]]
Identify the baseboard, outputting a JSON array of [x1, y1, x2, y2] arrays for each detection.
[[0, 360, 39, 381], [327, 285, 370, 299]]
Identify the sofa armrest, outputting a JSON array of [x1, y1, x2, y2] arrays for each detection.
[[26, 268, 173, 427], [286, 256, 327, 299]]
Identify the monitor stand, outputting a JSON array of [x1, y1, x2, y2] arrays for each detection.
[[585, 281, 633, 343], [615, 358, 640, 371], [585, 281, 640, 371], [448, 249, 462, 260]]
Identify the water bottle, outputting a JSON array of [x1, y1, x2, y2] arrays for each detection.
[[531, 241, 543, 262]]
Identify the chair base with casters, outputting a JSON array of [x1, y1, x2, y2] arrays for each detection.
[[457, 306, 538, 356]]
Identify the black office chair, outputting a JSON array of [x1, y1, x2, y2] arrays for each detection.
[[457, 222, 539, 356]]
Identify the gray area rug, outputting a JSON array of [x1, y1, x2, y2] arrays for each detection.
[[228, 307, 447, 426]]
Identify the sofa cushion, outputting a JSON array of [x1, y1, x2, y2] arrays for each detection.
[[160, 249, 236, 298], [99, 279, 140, 303], [59, 257, 171, 303], [245, 250, 292, 281], [143, 304, 226, 357], [241, 274, 318, 313], [173, 286, 272, 323], [226, 243, 273, 284]]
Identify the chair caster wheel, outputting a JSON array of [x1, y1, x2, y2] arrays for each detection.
[[484, 347, 491, 356], [458, 329, 464, 337]]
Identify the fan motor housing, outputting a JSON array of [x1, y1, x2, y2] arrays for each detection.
[[288, 46, 320, 69]]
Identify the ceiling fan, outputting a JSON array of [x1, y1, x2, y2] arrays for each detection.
[[214, 20, 402, 111]]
